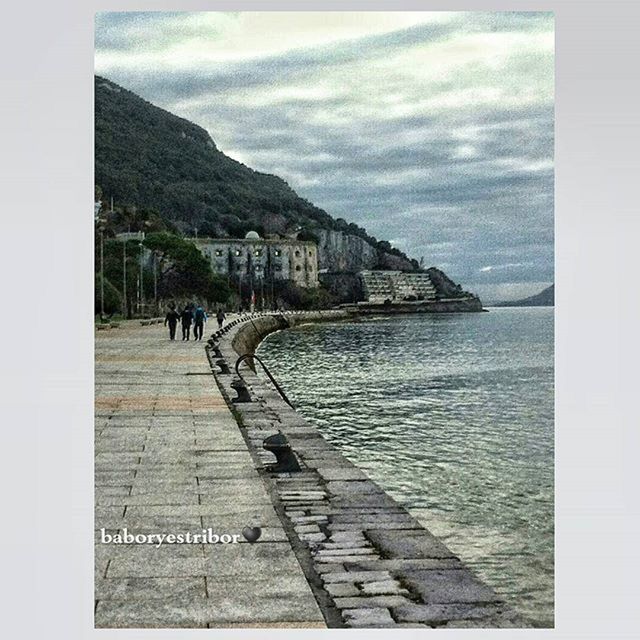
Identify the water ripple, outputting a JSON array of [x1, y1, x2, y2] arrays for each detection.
[[258, 307, 554, 627]]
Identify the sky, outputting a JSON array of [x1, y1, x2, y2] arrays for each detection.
[[95, 11, 554, 303]]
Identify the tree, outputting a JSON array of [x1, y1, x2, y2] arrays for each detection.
[[144, 232, 230, 305]]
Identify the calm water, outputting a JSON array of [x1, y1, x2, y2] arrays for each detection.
[[258, 307, 554, 627]]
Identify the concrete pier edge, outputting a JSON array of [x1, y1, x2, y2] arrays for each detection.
[[208, 310, 529, 629]]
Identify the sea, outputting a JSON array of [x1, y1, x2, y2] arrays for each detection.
[[257, 307, 554, 627]]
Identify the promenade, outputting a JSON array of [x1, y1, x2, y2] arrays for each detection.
[[95, 312, 526, 629], [94, 318, 325, 628]]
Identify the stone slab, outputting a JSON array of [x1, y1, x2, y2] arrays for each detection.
[[402, 569, 502, 604]]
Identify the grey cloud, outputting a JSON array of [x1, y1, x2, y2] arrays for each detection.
[[95, 11, 554, 300]]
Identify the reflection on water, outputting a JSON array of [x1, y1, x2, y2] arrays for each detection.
[[258, 307, 554, 627]]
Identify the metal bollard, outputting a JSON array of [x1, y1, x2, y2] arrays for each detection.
[[215, 359, 231, 375], [230, 378, 252, 403], [263, 432, 301, 472]]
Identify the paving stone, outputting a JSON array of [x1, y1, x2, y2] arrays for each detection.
[[402, 569, 502, 604], [322, 570, 391, 584], [96, 492, 199, 506], [95, 576, 206, 600], [331, 522, 421, 531], [343, 558, 464, 572], [317, 554, 381, 563], [316, 563, 345, 574], [106, 556, 206, 578], [329, 531, 367, 542], [316, 547, 375, 557], [290, 515, 328, 524], [294, 524, 322, 534], [319, 542, 370, 552], [392, 602, 506, 624], [325, 582, 360, 598], [334, 595, 410, 609], [360, 579, 409, 596], [204, 542, 304, 579], [95, 599, 210, 628], [299, 532, 327, 543], [342, 607, 394, 627], [366, 530, 458, 559]]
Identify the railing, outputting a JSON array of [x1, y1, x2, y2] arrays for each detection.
[[235, 353, 294, 408]]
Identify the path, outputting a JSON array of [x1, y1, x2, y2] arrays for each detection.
[[94, 318, 325, 628]]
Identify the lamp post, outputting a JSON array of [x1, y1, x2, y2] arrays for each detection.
[[153, 251, 158, 314], [139, 241, 144, 316], [122, 240, 127, 318], [99, 220, 105, 320]]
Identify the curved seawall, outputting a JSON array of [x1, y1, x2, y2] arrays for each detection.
[[207, 311, 527, 628]]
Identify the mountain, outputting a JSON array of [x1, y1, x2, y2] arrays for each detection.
[[495, 284, 554, 307], [94, 76, 416, 273]]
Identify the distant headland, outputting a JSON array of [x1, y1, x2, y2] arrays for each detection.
[[495, 284, 554, 308]]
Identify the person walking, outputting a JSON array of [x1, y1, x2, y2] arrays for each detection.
[[164, 305, 180, 341], [216, 308, 226, 330], [180, 305, 193, 341], [193, 304, 207, 341]]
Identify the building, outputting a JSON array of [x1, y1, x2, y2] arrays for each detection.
[[192, 232, 319, 289], [360, 270, 437, 303]]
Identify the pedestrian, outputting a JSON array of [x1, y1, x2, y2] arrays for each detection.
[[164, 304, 180, 341], [194, 304, 207, 341], [180, 305, 193, 341], [216, 308, 226, 329]]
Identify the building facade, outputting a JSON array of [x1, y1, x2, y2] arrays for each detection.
[[360, 270, 436, 303], [192, 232, 319, 288]]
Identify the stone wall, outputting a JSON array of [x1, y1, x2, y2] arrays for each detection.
[[207, 311, 527, 628], [231, 310, 349, 358]]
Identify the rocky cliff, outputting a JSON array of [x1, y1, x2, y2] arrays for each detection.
[[316, 229, 378, 272], [95, 75, 416, 275]]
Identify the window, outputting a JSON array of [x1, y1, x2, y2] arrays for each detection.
[[295, 250, 301, 257], [215, 249, 223, 257], [254, 249, 262, 257], [274, 249, 281, 257], [236, 264, 242, 271], [295, 265, 302, 271], [309, 250, 313, 256]]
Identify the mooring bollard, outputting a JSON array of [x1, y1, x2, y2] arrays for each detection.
[[263, 432, 301, 472], [215, 359, 231, 375], [230, 378, 252, 403]]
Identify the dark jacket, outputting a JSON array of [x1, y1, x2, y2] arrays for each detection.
[[165, 310, 180, 326]]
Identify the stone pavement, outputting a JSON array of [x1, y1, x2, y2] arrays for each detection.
[[94, 318, 325, 628]]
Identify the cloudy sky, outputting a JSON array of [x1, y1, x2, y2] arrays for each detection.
[[95, 11, 554, 302]]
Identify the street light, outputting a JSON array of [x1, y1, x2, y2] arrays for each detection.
[[139, 241, 144, 316], [123, 240, 127, 318], [153, 250, 158, 314], [98, 219, 105, 320]]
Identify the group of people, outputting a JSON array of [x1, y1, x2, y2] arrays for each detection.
[[164, 303, 226, 341]]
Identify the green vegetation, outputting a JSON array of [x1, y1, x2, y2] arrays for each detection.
[[94, 273, 122, 316], [94, 230, 232, 317], [94, 75, 413, 265], [143, 232, 230, 303]]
